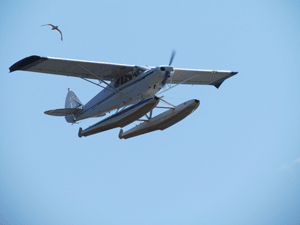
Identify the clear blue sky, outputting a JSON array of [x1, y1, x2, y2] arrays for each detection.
[[1, 1, 299, 224]]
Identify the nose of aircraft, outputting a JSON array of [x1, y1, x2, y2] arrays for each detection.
[[160, 66, 174, 73], [158, 50, 176, 86], [159, 66, 174, 86]]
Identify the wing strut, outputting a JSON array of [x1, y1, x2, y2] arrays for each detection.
[[77, 64, 131, 100], [81, 77, 107, 89], [158, 97, 176, 108]]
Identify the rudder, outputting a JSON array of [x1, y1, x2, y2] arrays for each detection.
[[65, 88, 84, 123]]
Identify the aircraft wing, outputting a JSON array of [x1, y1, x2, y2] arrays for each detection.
[[169, 68, 238, 88], [9, 55, 136, 81]]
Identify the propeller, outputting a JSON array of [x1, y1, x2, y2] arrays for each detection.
[[169, 50, 176, 66], [161, 50, 176, 86]]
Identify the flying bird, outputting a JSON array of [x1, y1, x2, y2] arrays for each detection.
[[42, 24, 63, 41]]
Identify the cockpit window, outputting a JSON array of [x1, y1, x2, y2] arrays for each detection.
[[114, 69, 142, 88], [114, 75, 134, 87], [121, 75, 132, 85], [114, 78, 120, 88]]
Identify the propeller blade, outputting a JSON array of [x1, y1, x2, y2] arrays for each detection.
[[169, 50, 176, 66], [162, 50, 176, 87]]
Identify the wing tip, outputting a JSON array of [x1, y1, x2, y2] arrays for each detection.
[[214, 83, 222, 89], [213, 71, 238, 89], [9, 55, 47, 72]]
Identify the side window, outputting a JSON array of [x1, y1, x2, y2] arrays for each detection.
[[114, 78, 120, 88], [133, 71, 139, 78], [114, 73, 137, 88], [121, 75, 132, 85]]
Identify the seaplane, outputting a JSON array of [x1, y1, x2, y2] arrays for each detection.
[[9, 51, 238, 139]]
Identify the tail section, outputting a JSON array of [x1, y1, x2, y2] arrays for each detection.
[[44, 89, 84, 123], [65, 88, 84, 123], [45, 108, 82, 116], [65, 88, 83, 109]]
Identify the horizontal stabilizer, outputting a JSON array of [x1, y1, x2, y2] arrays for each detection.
[[44, 108, 82, 116]]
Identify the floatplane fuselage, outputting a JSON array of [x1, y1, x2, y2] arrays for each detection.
[[72, 65, 174, 123], [9, 51, 237, 139]]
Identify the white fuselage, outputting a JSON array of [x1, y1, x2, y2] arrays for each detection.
[[74, 66, 172, 122]]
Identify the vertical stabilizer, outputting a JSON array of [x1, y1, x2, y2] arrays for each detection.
[[65, 88, 83, 123], [65, 88, 83, 108]]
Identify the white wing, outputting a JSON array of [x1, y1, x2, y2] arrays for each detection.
[[9, 55, 136, 82], [10, 55, 238, 87], [169, 68, 238, 88]]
